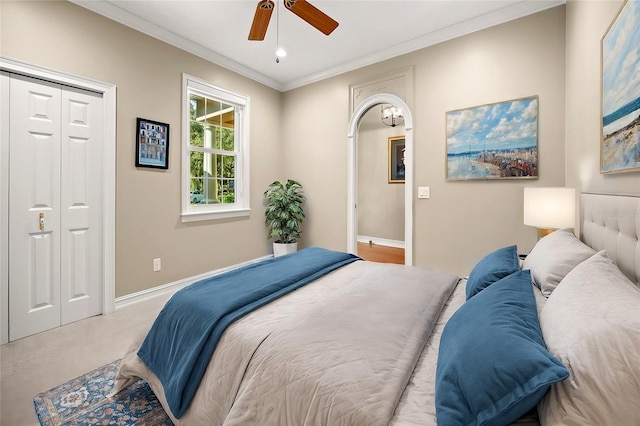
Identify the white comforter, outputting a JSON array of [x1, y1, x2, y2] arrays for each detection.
[[115, 260, 459, 425]]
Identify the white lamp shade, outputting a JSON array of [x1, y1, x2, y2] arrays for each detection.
[[523, 187, 575, 229]]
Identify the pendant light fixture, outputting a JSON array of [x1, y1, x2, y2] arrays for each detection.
[[381, 104, 404, 127]]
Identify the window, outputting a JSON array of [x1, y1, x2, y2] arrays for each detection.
[[181, 74, 250, 222]]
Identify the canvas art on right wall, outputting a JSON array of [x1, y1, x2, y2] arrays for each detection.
[[601, 0, 640, 174], [446, 96, 539, 181]]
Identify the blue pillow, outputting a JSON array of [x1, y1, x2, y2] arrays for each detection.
[[436, 270, 569, 426], [466, 245, 519, 300]]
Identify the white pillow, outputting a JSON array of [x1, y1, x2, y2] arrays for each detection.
[[538, 250, 640, 426], [522, 228, 595, 296]]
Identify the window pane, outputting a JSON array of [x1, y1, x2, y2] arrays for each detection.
[[190, 94, 205, 148], [203, 126, 214, 149], [205, 98, 222, 127], [220, 102, 235, 130], [201, 178, 218, 204], [223, 154, 235, 178], [214, 126, 221, 150], [200, 153, 216, 178], [190, 179, 203, 204], [213, 179, 235, 204], [190, 151, 204, 178], [190, 94, 204, 120], [215, 153, 223, 178], [221, 127, 234, 151], [190, 121, 204, 148]]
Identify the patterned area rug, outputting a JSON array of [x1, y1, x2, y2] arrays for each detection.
[[33, 359, 173, 425]]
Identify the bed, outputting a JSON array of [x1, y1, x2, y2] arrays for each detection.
[[114, 192, 640, 426]]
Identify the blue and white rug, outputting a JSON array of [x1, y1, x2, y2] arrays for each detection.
[[33, 359, 173, 425]]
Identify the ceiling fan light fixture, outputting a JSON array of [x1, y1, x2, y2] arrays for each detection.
[[276, 47, 287, 58]]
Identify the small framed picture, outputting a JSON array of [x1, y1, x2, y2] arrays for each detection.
[[135, 117, 169, 169], [388, 135, 405, 183]]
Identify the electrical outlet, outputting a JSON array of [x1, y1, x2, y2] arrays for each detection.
[[153, 258, 161, 272]]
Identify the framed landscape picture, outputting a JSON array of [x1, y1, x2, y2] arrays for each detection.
[[446, 96, 538, 181], [601, 0, 640, 174]]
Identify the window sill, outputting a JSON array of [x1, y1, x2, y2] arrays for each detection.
[[181, 208, 250, 223]]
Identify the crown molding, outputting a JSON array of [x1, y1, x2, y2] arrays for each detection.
[[70, 0, 284, 91]]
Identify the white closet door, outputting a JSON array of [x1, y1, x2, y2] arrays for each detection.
[[8, 75, 104, 340], [9, 75, 62, 340], [60, 87, 103, 324]]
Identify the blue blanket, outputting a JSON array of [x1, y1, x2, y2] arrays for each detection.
[[137, 247, 361, 419]]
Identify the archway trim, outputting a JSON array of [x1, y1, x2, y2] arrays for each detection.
[[346, 93, 413, 265]]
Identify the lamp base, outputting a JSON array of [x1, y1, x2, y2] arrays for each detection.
[[537, 228, 555, 239], [537, 228, 575, 239]]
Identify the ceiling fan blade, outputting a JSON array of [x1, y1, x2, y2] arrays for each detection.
[[284, 0, 339, 36], [248, 0, 274, 41]]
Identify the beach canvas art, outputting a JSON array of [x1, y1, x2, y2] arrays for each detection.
[[446, 96, 538, 181], [602, 0, 640, 174]]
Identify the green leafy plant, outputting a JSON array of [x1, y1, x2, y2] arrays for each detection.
[[264, 179, 306, 244]]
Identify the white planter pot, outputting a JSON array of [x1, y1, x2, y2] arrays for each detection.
[[273, 242, 298, 257]]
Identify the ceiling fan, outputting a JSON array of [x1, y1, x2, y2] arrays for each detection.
[[248, 0, 339, 41]]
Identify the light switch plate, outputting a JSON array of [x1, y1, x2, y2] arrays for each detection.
[[418, 186, 430, 199]]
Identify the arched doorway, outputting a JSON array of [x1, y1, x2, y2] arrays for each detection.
[[347, 93, 414, 265]]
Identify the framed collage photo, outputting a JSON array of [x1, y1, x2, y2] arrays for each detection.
[[136, 117, 169, 169]]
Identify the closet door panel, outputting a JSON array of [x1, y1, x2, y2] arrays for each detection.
[[9, 75, 62, 340], [60, 87, 103, 324]]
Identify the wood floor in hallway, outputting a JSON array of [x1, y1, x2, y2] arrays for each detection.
[[357, 242, 405, 264]]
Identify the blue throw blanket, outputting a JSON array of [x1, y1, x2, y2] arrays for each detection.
[[137, 247, 361, 419]]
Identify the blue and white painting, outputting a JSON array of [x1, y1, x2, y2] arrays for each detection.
[[602, 0, 640, 174], [446, 96, 538, 180]]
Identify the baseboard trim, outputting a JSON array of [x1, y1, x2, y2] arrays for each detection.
[[356, 235, 405, 249], [114, 254, 273, 311]]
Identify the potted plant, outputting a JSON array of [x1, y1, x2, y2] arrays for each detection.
[[264, 179, 306, 256]]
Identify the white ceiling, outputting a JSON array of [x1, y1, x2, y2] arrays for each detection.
[[72, 0, 564, 92]]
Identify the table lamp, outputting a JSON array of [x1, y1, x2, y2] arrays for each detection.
[[523, 187, 575, 239]]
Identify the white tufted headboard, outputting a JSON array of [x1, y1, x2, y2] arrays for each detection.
[[581, 193, 640, 285]]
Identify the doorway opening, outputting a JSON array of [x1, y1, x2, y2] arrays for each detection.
[[346, 93, 414, 265]]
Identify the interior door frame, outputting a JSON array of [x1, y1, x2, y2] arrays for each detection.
[[0, 57, 116, 344], [347, 93, 414, 265]]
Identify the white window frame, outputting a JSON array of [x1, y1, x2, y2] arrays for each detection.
[[181, 74, 250, 222]]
